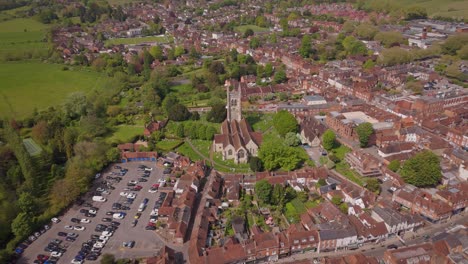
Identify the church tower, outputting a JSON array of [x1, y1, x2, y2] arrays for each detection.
[[226, 80, 242, 122]]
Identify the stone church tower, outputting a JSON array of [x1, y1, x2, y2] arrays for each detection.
[[226, 81, 242, 122]]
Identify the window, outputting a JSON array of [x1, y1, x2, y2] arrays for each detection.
[[228, 149, 233, 156], [238, 150, 245, 158]]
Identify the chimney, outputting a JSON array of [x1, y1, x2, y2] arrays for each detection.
[[422, 27, 427, 39]]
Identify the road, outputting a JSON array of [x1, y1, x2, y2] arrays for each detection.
[[18, 162, 172, 264]]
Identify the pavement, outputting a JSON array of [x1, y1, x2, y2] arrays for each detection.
[[18, 162, 169, 264]]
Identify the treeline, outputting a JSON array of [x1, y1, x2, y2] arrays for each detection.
[[0, 0, 28, 11], [0, 74, 128, 262]]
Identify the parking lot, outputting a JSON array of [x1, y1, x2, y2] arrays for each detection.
[[18, 162, 167, 264]]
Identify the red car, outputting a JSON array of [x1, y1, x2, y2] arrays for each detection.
[[133, 185, 143, 191], [151, 184, 160, 188], [37, 255, 49, 261]]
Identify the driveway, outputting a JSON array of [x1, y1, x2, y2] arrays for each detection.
[[18, 161, 167, 264]]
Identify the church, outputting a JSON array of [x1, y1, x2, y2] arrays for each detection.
[[213, 80, 262, 164]]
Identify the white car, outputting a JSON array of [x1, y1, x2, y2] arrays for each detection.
[[92, 196, 106, 202], [148, 188, 157, 193], [51, 251, 63, 257], [51, 217, 60, 224], [145, 168, 153, 171], [64, 225, 74, 230], [80, 218, 90, 224], [93, 242, 104, 248], [89, 209, 97, 215], [112, 213, 125, 220], [74, 226, 85, 231], [149, 218, 157, 223], [71, 259, 83, 264], [96, 187, 105, 192], [128, 180, 138, 185], [99, 236, 110, 242], [102, 231, 113, 237], [127, 193, 137, 199], [102, 190, 111, 195], [120, 192, 129, 197], [158, 178, 166, 183]]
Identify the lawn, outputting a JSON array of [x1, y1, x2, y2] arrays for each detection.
[[105, 35, 173, 46], [335, 162, 364, 186], [0, 18, 49, 57], [364, 0, 468, 19], [0, 62, 109, 118], [156, 139, 184, 151], [175, 142, 204, 162], [23, 138, 42, 156], [246, 112, 275, 133], [107, 125, 143, 143], [235, 25, 270, 34]]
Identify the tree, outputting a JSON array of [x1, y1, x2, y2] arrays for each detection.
[[205, 126, 217, 140], [264, 63, 274, 77], [249, 37, 261, 49], [331, 196, 342, 206], [365, 178, 380, 193], [316, 179, 327, 187], [441, 34, 468, 55], [258, 141, 307, 171], [162, 94, 179, 114], [284, 132, 300, 147], [321, 129, 336, 151], [176, 124, 185, 138], [106, 148, 121, 163], [273, 110, 298, 137], [149, 46, 163, 61], [355, 23, 378, 40], [388, 160, 401, 172], [101, 254, 116, 264], [209, 61, 225, 75], [356, 122, 374, 148], [339, 203, 348, 214], [17, 192, 37, 214], [299, 35, 313, 58], [249, 157, 263, 172], [31, 120, 49, 145], [11, 212, 34, 238], [405, 6, 427, 20], [342, 36, 367, 56], [206, 103, 227, 123], [400, 150, 442, 187], [168, 104, 191, 121], [273, 68, 287, 84], [255, 180, 272, 204], [243, 28, 254, 38], [374, 31, 406, 48], [271, 184, 284, 205]]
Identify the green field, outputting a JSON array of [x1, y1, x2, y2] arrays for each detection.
[[156, 139, 184, 151], [364, 0, 468, 19], [107, 125, 143, 143], [0, 18, 49, 57], [23, 138, 42, 156], [235, 25, 270, 34], [105, 35, 173, 46], [0, 62, 109, 118]]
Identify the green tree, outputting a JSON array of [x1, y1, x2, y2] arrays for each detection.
[[176, 124, 185, 138], [321, 129, 336, 151], [264, 63, 274, 77], [273, 68, 287, 84], [17, 192, 37, 214], [365, 178, 380, 193], [400, 150, 442, 187], [374, 31, 406, 48], [106, 148, 121, 163], [405, 6, 427, 20], [11, 212, 33, 238], [284, 132, 300, 147], [356, 122, 374, 148], [331, 196, 342, 206], [316, 179, 327, 187], [205, 126, 217, 140], [258, 141, 306, 171], [299, 34, 313, 58], [271, 184, 284, 205], [243, 28, 254, 38], [255, 180, 272, 204], [355, 23, 378, 40], [342, 36, 367, 56], [273, 110, 298, 137], [250, 37, 261, 49], [206, 103, 227, 123], [162, 94, 179, 114], [249, 156, 263, 172], [339, 203, 348, 214], [168, 104, 191, 121], [388, 160, 401, 172], [441, 34, 468, 55]]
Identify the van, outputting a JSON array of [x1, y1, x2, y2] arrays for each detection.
[[92, 196, 106, 202], [138, 203, 146, 212]]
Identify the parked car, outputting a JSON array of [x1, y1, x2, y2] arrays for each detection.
[[112, 213, 126, 220], [92, 196, 106, 202], [74, 226, 85, 231], [51, 218, 60, 224], [80, 219, 90, 224], [57, 232, 67, 237], [64, 225, 74, 230], [102, 218, 112, 222], [123, 241, 135, 248]]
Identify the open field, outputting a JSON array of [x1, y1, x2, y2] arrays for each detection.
[[235, 25, 270, 34], [105, 35, 173, 46], [107, 125, 143, 143], [0, 18, 49, 57], [0, 62, 109, 118], [23, 138, 42, 156], [364, 0, 468, 19]]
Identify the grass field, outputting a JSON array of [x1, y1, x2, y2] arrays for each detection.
[[235, 25, 270, 34], [105, 35, 173, 46], [156, 139, 184, 151], [176, 142, 204, 161], [107, 125, 143, 143], [0, 18, 49, 57], [23, 138, 42, 156], [0, 62, 109, 118]]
